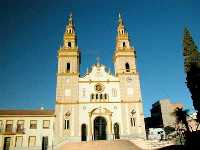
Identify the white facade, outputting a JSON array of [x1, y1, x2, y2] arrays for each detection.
[[54, 13, 146, 144]]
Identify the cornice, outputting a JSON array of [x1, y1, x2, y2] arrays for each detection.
[[0, 115, 55, 117], [116, 72, 137, 76], [56, 101, 141, 105], [78, 80, 119, 83], [57, 72, 79, 76]]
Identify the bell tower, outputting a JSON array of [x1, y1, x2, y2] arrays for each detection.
[[113, 13, 136, 76], [56, 13, 80, 103], [57, 13, 80, 77], [113, 14, 146, 138], [113, 13, 138, 102], [55, 13, 80, 140]]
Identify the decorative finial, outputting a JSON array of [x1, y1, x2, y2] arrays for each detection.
[[68, 12, 73, 26], [96, 57, 100, 66], [118, 13, 123, 25], [70, 12, 72, 18], [119, 13, 121, 19]]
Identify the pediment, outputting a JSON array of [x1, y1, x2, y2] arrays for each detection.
[[79, 64, 118, 81]]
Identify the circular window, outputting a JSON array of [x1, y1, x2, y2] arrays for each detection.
[[65, 111, 71, 117], [95, 83, 104, 93]]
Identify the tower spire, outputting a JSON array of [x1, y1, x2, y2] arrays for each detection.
[[117, 13, 126, 36], [65, 12, 75, 35], [115, 13, 132, 51], [63, 13, 77, 48]]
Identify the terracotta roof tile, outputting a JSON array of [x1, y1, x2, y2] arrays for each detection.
[[0, 109, 54, 116]]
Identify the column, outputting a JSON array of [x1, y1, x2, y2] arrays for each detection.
[[88, 112, 92, 140], [109, 114, 113, 140]]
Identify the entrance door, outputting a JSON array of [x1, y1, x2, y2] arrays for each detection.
[[42, 136, 48, 150], [3, 137, 11, 150], [114, 123, 120, 139], [81, 124, 87, 141], [94, 116, 107, 140]]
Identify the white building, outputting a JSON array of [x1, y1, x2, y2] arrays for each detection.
[[0, 110, 54, 150], [0, 13, 146, 150]]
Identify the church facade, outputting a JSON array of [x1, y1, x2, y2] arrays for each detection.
[[0, 13, 146, 149], [54, 13, 146, 142]]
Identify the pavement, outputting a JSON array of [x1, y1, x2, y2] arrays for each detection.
[[59, 140, 143, 150], [130, 138, 175, 149]]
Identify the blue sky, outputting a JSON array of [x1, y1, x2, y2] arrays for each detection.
[[0, 0, 200, 117]]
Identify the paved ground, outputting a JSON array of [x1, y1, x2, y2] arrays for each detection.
[[59, 140, 143, 150]]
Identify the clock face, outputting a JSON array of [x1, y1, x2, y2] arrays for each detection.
[[95, 83, 104, 92], [126, 77, 133, 82]]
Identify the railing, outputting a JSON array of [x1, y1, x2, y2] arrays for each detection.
[[90, 98, 109, 103]]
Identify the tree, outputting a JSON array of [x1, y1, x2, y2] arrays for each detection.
[[183, 28, 198, 57], [164, 126, 175, 135], [172, 108, 191, 145], [186, 64, 200, 122], [183, 28, 200, 122], [173, 108, 191, 133]]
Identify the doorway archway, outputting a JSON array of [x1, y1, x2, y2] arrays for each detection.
[[94, 116, 107, 140], [81, 124, 87, 141]]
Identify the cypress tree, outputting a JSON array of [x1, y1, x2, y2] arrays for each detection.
[[183, 28, 198, 57], [186, 64, 200, 122], [183, 28, 200, 122]]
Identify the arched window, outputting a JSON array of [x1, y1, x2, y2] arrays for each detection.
[[130, 118, 135, 127], [91, 94, 94, 99], [123, 42, 126, 48], [125, 63, 130, 72], [114, 123, 120, 139], [96, 94, 98, 99], [104, 94, 107, 99], [64, 119, 70, 129], [66, 63, 70, 73], [100, 94, 103, 99], [64, 112, 71, 130], [68, 42, 71, 48], [81, 124, 87, 141]]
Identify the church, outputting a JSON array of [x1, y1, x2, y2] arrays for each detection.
[[0, 13, 146, 149], [54, 13, 146, 142]]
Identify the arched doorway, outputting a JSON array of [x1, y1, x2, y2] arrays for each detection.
[[81, 124, 87, 141], [94, 116, 107, 140], [114, 123, 120, 139]]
